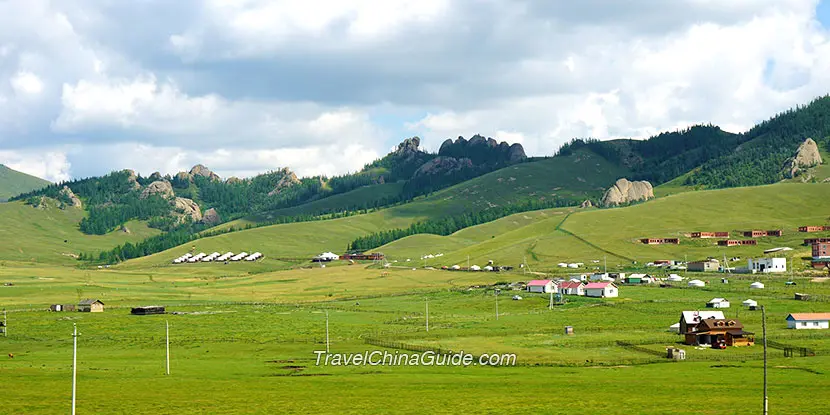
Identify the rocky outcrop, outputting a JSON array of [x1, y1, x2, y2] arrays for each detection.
[[508, 143, 526, 162], [413, 156, 474, 177], [580, 200, 593, 208], [226, 176, 243, 185], [173, 197, 202, 223], [174, 171, 192, 183], [783, 138, 823, 179], [601, 178, 654, 207], [140, 181, 175, 199], [148, 172, 163, 181], [59, 186, 82, 208], [189, 164, 221, 181], [124, 169, 141, 189], [394, 137, 421, 156], [202, 208, 221, 225], [268, 168, 301, 196]]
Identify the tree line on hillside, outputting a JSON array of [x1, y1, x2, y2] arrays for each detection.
[[347, 197, 575, 252]]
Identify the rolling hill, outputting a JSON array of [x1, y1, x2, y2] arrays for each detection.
[[117, 148, 626, 268], [0, 164, 50, 201], [375, 182, 830, 271]]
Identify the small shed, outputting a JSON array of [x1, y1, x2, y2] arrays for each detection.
[[78, 299, 104, 313], [49, 304, 63, 312], [750, 282, 765, 289]]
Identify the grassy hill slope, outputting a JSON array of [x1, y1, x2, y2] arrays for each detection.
[[0, 199, 160, 265], [121, 149, 626, 268], [377, 183, 830, 271], [0, 164, 50, 201]]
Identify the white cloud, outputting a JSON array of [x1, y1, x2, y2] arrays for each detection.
[[10, 71, 44, 95]]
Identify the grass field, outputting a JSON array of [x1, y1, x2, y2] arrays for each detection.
[[0, 199, 160, 265], [1, 262, 830, 414]]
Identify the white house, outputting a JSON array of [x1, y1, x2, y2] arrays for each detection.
[[679, 311, 725, 334], [584, 282, 618, 298], [786, 313, 830, 329], [590, 273, 614, 282], [706, 298, 730, 308], [558, 281, 585, 296], [748, 257, 787, 273], [526, 280, 556, 293]]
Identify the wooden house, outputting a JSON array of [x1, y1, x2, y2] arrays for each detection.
[[683, 318, 754, 346], [679, 311, 725, 334], [78, 299, 104, 313]]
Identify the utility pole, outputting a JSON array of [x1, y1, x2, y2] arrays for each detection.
[[325, 310, 330, 353], [467, 255, 470, 270], [684, 254, 688, 278], [165, 320, 170, 376], [495, 289, 499, 320], [762, 305, 768, 415], [604, 255, 607, 274], [71, 323, 78, 415], [425, 299, 429, 332], [2, 309, 6, 337]]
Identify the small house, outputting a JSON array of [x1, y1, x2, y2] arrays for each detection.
[[78, 299, 104, 313], [786, 313, 830, 329], [748, 258, 786, 273], [625, 273, 647, 284], [526, 280, 556, 293], [584, 282, 618, 298], [49, 304, 63, 312], [688, 260, 719, 272], [706, 298, 730, 308], [679, 311, 725, 334], [558, 281, 585, 296], [684, 319, 754, 346], [590, 273, 614, 282]]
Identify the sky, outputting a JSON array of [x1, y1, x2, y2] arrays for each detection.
[[1, 0, 830, 182]]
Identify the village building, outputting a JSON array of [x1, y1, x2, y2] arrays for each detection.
[[813, 242, 830, 259], [690, 231, 729, 238], [799, 226, 827, 233], [688, 259, 719, 272], [786, 313, 830, 329], [747, 257, 786, 273], [640, 238, 680, 245], [679, 311, 725, 334], [78, 299, 104, 313], [584, 282, 618, 298], [717, 239, 757, 246], [804, 237, 830, 246], [683, 318, 754, 347], [526, 280, 556, 293], [558, 281, 585, 296], [313, 252, 340, 262]]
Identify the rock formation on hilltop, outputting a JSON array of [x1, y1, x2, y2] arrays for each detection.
[[59, 186, 83, 208], [148, 172, 163, 181], [395, 137, 421, 156], [268, 168, 301, 196], [202, 208, 221, 225], [783, 138, 823, 179], [173, 197, 202, 223], [507, 143, 526, 162], [124, 169, 141, 189], [140, 181, 175, 199], [225, 176, 243, 185], [413, 157, 474, 178], [601, 178, 654, 207], [438, 134, 526, 164], [174, 171, 192, 183], [190, 164, 221, 181]]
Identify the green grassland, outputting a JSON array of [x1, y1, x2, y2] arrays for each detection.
[[377, 183, 830, 272], [0, 164, 50, 201], [1, 263, 830, 414], [0, 199, 160, 265]]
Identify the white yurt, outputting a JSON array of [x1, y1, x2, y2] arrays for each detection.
[[483, 265, 494, 271], [742, 299, 758, 307], [667, 274, 684, 282], [688, 279, 706, 287], [470, 265, 481, 271], [750, 282, 765, 289], [451, 265, 461, 270]]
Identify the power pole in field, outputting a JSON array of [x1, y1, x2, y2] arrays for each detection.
[[71, 323, 78, 415], [762, 305, 768, 415]]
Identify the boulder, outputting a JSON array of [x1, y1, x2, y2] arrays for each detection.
[[140, 181, 174, 199], [394, 137, 421, 156], [173, 197, 202, 223], [59, 186, 82, 208], [439, 139, 454, 155], [413, 157, 474, 177], [202, 208, 221, 225], [120, 224, 131, 234], [783, 138, 823, 178], [601, 178, 654, 207], [580, 200, 593, 208], [268, 168, 301, 196], [189, 164, 221, 181]]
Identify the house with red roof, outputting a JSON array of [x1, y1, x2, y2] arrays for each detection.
[[584, 282, 618, 298], [786, 313, 830, 329], [558, 281, 585, 296], [526, 280, 556, 293]]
